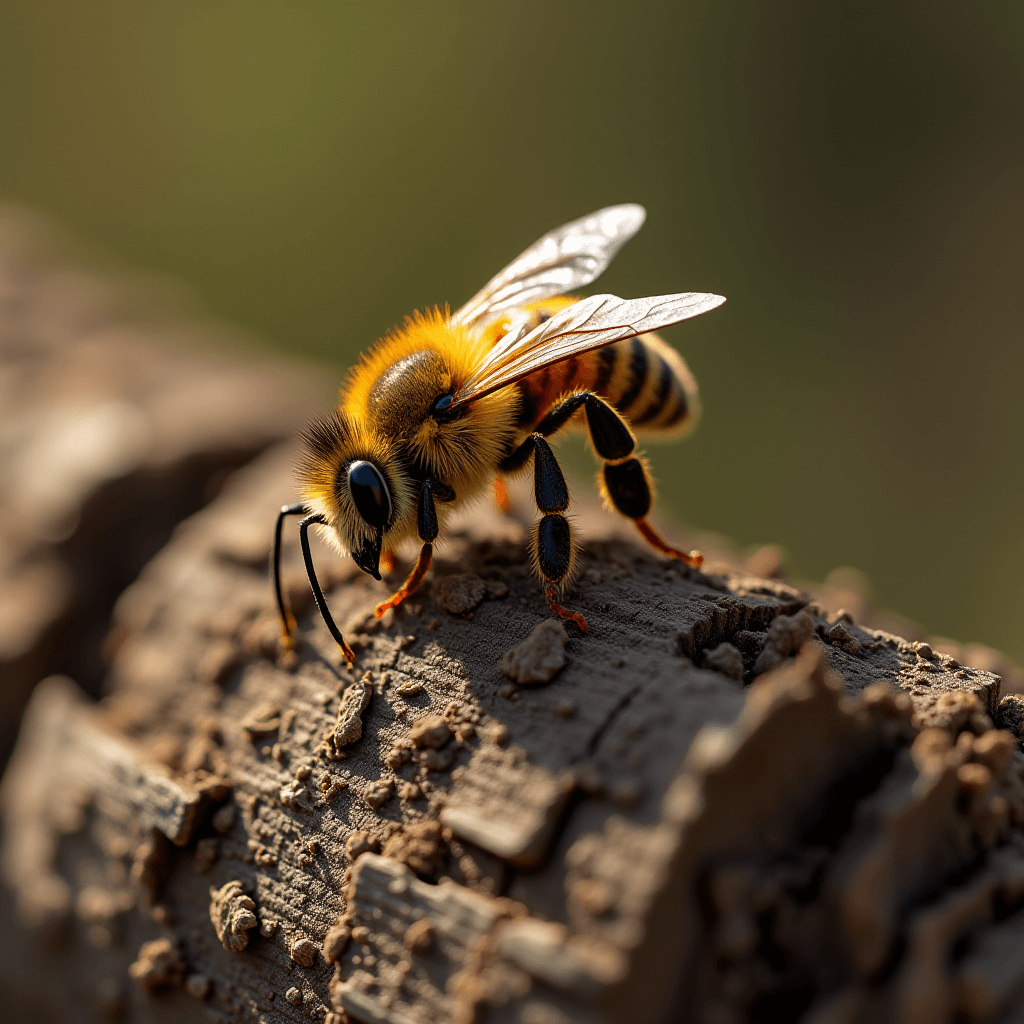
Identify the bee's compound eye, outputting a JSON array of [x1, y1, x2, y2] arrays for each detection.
[[430, 393, 453, 419], [347, 460, 392, 528]]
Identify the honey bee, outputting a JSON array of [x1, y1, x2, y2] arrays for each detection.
[[273, 204, 725, 665]]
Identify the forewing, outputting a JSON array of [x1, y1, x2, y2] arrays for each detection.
[[450, 204, 647, 331], [451, 291, 726, 407]]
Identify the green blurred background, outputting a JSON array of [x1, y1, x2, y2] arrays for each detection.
[[1, 1, 1021, 659]]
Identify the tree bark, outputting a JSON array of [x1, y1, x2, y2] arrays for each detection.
[[4, 440, 1024, 1024]]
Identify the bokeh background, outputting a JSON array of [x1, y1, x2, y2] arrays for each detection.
[[1, 0, 1021, 660]]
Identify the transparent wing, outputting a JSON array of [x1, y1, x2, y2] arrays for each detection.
[[450, 204, 647, 331], [451, 291, 726, 408]]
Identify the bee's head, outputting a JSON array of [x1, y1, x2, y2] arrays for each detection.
[[297, 411, 414, 579]]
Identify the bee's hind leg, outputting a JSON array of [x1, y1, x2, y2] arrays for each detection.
[[524, 391, 703, 568], [505, 433, 588, 632], [375, 479, 438, 618]]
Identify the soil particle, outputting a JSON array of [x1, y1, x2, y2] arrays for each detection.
[[404, 917, 435, 954], [382, 821, 446, 880], [409, 716, 452, 749], [704, 642, 744, 681], [285, 986, 303, 1006], [363, 779, 394, 810], [434, 573, 488, 615], [498, 619, 568, 685], [290, 936, 318, 967], [397, 680, 423, 698], [420, 747, 455, 772], [209, 880, 258, 952], [752, 611, 816, 675], [279, 778, 314, 811], [324, 916, 351, 963], [828, 621, 863, 655], [324, 673, 372, 757], [916, 691, 993, 735], [185, 974, 212, 1000], [386, 743, 413, 768], [346, 830, 380, 861], [996, 695, 1024, 748], [128, 938, 184, 993]]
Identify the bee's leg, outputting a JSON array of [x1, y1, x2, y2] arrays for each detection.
[[507, 433, 587, 632], [492, 476, 512, 514], [531, 392, 703, 568], [380, 549, 398, 575], [375, 480, 437, 618], [297, 512, 356, 667], [273, 502, 309, 653]]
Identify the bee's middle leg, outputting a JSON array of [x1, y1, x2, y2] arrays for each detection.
[[533, 391, 703, 568], [521, 434, 588, 632], [375, 480, 437, 618]]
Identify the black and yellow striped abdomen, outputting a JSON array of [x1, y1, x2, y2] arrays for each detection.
[[510, 298, 700, 439]]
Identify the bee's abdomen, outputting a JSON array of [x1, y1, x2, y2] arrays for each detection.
[[517, 330, 699, 437]]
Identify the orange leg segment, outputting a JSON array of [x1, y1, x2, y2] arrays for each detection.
[[380, 548, 398, 575], [375, 542, 433, 618], [635, 518, 704, 568], [545, 586, 589, 633], [493, 476, 512, 514]]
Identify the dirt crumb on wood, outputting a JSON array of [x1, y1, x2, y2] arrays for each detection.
[[290, 936, 318, 967], [382, 821, 446, 880], [409, 715, 452, 749], [324, 916, 352, 963], [209, 880, 258, 952], [498, 619, 568, 685], [404, 917, 435, 954], [127, 938, 184, 992], [704, 642, 744, 680], [435, 573, 488, 614], [752, 610, 816, 674]]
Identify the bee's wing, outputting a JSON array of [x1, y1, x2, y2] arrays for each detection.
[[451, 291, 726, 407], [450, 204, 648, 331]]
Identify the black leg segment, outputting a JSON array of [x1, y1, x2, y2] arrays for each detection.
[[273, 502, 308, 647], [418, 479, 439, 542], [536, 513, 573, 582], [603, 458, 652, 520], [532, 435, 569, 513], [298, 512, 355, 666], [532, 391, 636, 461]]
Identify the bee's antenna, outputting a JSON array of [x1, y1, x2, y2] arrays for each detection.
[[297, 512, 356, 667]]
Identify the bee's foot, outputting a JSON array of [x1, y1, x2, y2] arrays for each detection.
[[545, 587, 589, 633], [635, 518, 703, 567], [339, 640, 356, 668]]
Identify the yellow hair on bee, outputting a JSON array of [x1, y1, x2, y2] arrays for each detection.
[[297, 409, 415, 555], [340, 307, 519, 503]]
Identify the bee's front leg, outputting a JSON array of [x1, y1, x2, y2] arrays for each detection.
[[374, 479, 438, 618]]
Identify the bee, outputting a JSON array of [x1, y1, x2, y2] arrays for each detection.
[[272, 204, 725, 665]]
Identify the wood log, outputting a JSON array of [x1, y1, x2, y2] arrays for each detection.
[[0, 205, 328, 766], [4, 441, 1024, 1024]]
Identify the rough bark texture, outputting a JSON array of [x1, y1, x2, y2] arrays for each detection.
[[0, 206, 327, 766], [4, 439, 1024, 1024]]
